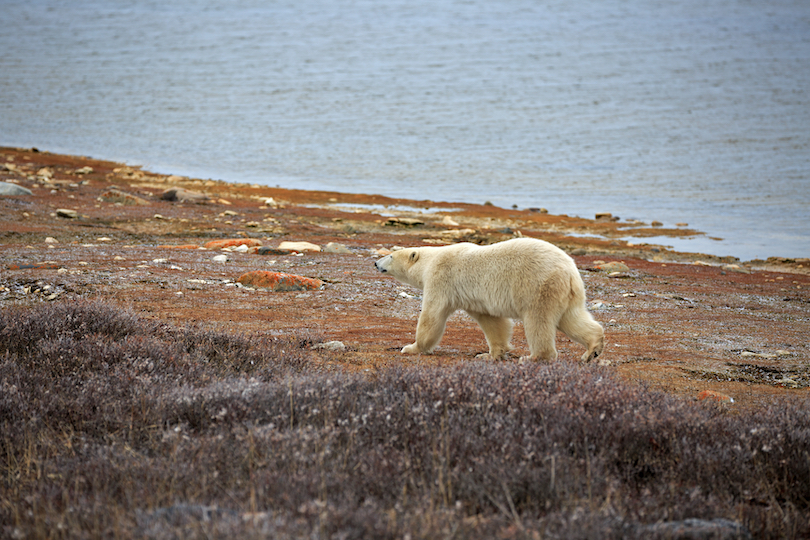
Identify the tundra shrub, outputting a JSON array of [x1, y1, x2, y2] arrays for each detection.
[[1, 301, 808, 539]]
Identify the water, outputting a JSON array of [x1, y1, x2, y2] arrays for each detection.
[[2, 0, 809, 260]]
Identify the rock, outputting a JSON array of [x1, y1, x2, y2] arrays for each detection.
[[386, 217, 424, 227], [528, 207, 548, 214], [36, 167, 53, 179], [595, 212, 612, 220], [0, 182, 33, 196], [676, 222, 688, 227], [569, 248, 587, 256], [740, 350, 777, 359], [161, 187, 210, 203], [204, 238, 263, 250], [651, 220, 663, 227], [324, 242, 352, 254], [157, 244, 200, 249], [722, 264, 751, 274], [438, 228, 476, 239], [98, 188, 149, 205], [278, 241, 321, 252], [56, 208, 78, 219], [212, 254, 229, 263], [74, 166, 93, 175], [440, 216, 460, 226], [633, 518, 750, 540], [596, 261, 630, 273], [45, 237, 58, 244], [697, 390, 734, 403], [237, 270, 323, 292], [256, 246, 293, 256], [313, 340, 347, 352]]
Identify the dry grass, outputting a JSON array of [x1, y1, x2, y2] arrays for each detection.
[[1, 301, 808, 539]]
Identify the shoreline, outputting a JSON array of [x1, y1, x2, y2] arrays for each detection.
[[2, 145, 809, 406], [2, 146, 807, 271]]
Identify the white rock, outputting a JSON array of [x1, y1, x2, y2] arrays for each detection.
[[313, 341, 347, 352], [441, 216, 460, 226], [213, 254, 229, 263], [278, 241, 321, 252], [233, 244, 249, 253], [44, 237, 58, 244]]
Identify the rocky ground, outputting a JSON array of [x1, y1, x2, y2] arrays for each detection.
[[2, 146, 809, 407]]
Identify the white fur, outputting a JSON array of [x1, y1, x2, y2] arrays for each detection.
[[375, 238, 604, 362]]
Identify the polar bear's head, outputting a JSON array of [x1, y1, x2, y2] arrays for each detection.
[[375, 248, 425, 289]]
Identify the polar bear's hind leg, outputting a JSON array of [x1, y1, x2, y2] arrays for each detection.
[[558, 305, 605, 362]]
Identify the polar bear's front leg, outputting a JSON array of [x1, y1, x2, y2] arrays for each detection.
[[465, 311, 514, 360], [403, 300, 453, 354]]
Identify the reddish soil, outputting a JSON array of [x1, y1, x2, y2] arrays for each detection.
[[2, 147, 808, 408]]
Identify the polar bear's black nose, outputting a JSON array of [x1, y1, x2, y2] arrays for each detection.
[[374, 260, 387, 273]]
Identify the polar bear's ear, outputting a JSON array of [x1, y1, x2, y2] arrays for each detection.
[[409, 251, 420, 263]]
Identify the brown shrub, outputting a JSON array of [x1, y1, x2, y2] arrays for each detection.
[[1, 300, 808, 539]]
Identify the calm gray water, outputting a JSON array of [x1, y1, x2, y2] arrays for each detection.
[[2, 0, 809, 260]]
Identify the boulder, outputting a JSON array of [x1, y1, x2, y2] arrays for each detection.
[[0, 182, 33, 196]]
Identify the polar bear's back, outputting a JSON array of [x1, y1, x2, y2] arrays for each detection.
[[428, 238, 584, 318]]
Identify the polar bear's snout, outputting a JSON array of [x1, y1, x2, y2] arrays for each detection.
[[375, 254, 393, 273]]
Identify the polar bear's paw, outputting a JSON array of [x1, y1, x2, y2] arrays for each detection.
[[401, 343, 421, 354]]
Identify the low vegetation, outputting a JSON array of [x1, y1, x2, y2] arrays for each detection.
[[1, 301, 808, 538]]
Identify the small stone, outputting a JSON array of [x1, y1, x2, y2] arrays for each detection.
[[36, 167, 53, 179], [697, 390, 734, 403], [221, 210, 239, 217], [56, 208, 78, 219], [232, 244, 250, 253], [204, 238, 263, 250], [44, 237, 58, 244], [74, 166, 94, 175], [569, 248, 587, 256], [676, 222, 688, 227], [278, 241, 321, 252], [324, 242, 352, 254], [651, 220, 663, 227], [237, 270, 323, 292], [313, 340, 347, 352], [0, 182, 33, 196], [595, 212, 612, 220], [213, 254, 229, 263]]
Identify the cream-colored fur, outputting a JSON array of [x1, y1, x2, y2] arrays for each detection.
[[375, 238, 604, 362]]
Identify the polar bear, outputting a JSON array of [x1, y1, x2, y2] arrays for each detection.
[[374, 238, 604, 362]]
